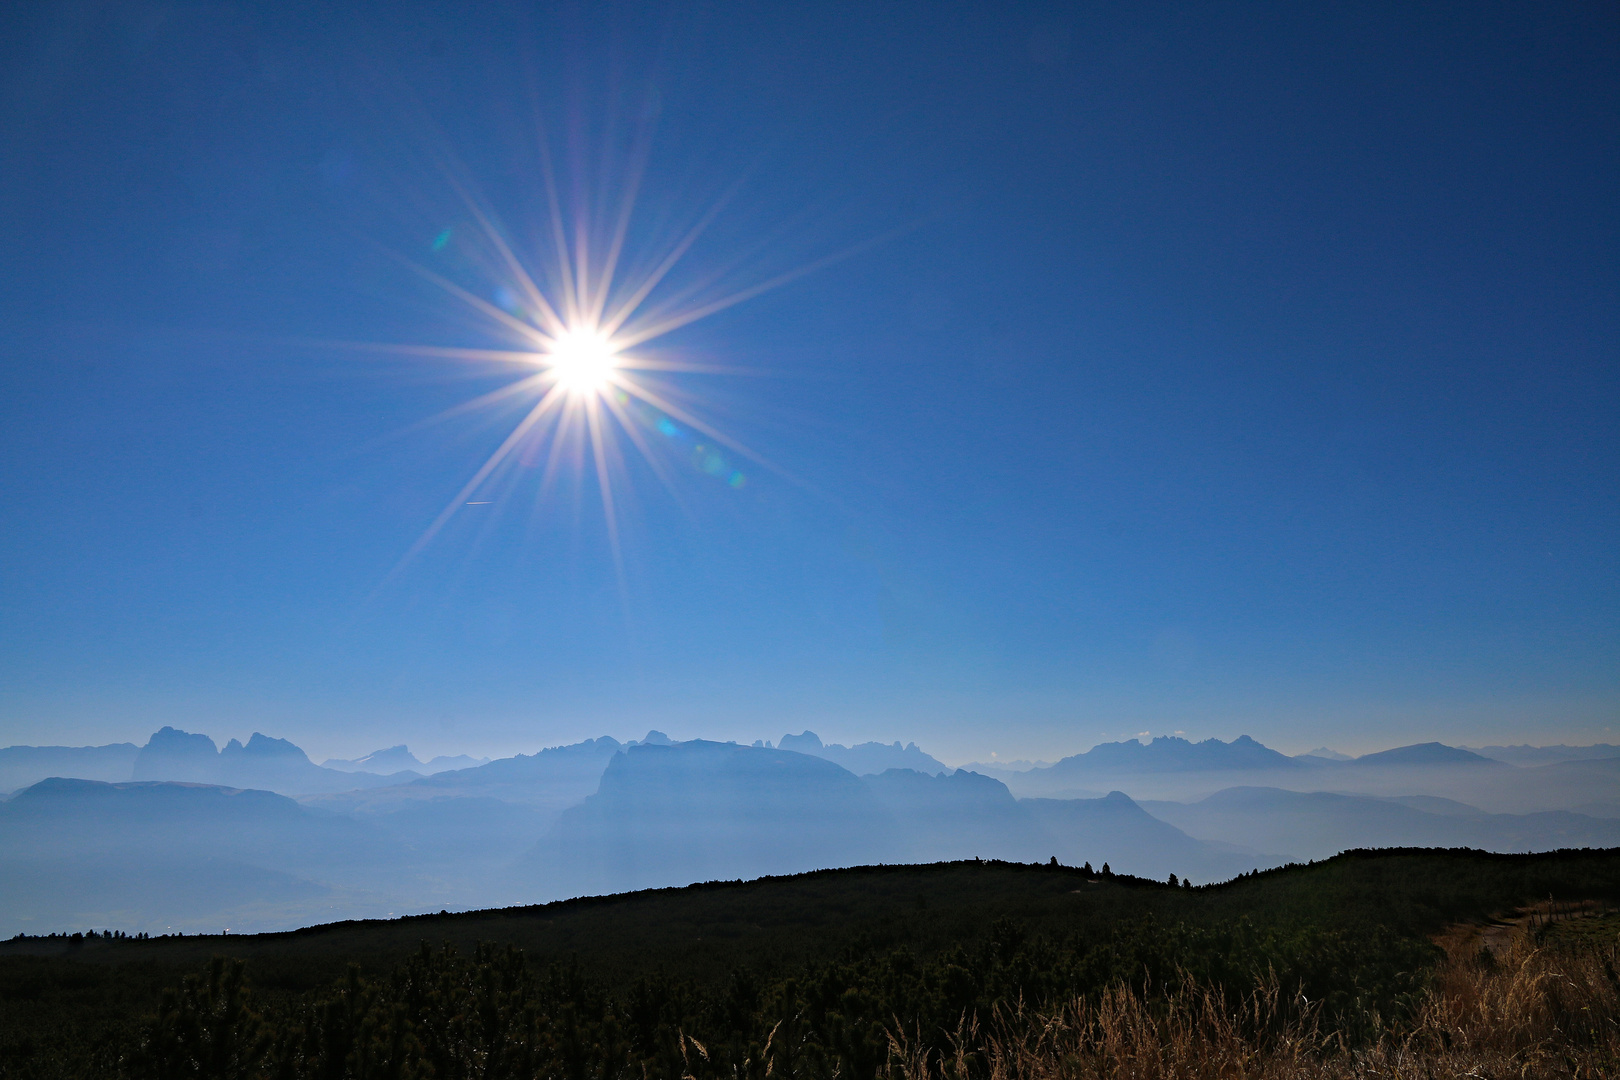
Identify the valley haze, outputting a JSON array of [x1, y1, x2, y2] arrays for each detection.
[[2, 726, 1615, 938]]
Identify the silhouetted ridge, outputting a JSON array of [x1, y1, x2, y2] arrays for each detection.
[[778, 730, 949, 775], [133, 727, 221, 783], [130, 727, 415, 794], [1046, 734, 1299, 775], [411, 736, 621, 809], [8, 776, 299, 819], [1351, 742, 1500, 767], [322, 746, 491, 773], [1468, 743, 1620, 766]]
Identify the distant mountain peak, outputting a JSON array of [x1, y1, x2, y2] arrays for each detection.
[[239, 733, 310, 760], [323, 745, 425, 773], [143, 726, 219, 756], [776, 732, 948, 776], [130, 726, 419, 793], [1351, 742, 1498, 767], [1046, 735, 1297, 774]]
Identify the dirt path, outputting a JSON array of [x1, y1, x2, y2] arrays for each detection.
[[1438, 898, 1614, 958]]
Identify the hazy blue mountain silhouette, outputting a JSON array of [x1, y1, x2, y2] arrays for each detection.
[[304, 738, 628, 889], [409, 736, 622, 811], [524, 746, 1268, 899], [132, 727, 221, 783], [322, 745, 423, 772], [0, 742, 139, 793], [1349, 743, 1502, 768], [1381, 794, 1491, 817], [952, 760, 1066, 786], [1139, 786, 1620, 861], [1296, 747, 1354, 761], [2, 778, 368, 860], [1043, 735, 1298, 777], [997, 737, 1606, 810], [130, 727, 412, 794], [527, 741, 901, 896], [859, 770, 1262, 881], [0, 778, 403, 936], [9, 728, 1617, 936], [864, 768, 1039, 861], [1468, 744, 1620, 767], [1497, 757, 1620, 818], [999, 736, 1297, 798], [777, 731, 950, 775], [322, 746, 489, 774], [1024, 791, 1256, 876]]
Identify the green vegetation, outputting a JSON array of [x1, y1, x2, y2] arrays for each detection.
[[1, 849, 1617, 1079]]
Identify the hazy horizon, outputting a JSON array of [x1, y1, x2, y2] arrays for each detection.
[[4, 721, 1617, 777]]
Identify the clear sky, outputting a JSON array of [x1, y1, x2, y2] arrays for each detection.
[[1, 2, 1615, 764]]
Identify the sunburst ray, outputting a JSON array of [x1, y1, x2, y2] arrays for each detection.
[[368, 139, 867, 576]]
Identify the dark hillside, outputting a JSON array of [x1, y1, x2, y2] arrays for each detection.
[[3, 850, 1616, 1079], [6, 849, 1617, 978]]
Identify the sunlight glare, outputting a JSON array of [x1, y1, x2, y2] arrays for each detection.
[[380, 144, 818, 579], [547, 328, 617, 396]]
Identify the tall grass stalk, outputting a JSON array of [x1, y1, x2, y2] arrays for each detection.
[[886, 932, 1620, 1080]]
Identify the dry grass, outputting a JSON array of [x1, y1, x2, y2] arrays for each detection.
[[886, 927, 1620, 1080]]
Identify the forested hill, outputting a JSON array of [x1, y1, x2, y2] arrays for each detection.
[[5, 849, 1617, 982], [3, 850, 1617, 1080]]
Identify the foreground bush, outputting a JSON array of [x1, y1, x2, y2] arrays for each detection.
[[113, 923, 1618, 1080]]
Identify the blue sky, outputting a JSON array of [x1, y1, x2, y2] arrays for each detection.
[[1, 2, 1615, 763]]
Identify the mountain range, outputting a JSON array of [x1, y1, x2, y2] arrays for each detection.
[[774, 732, 950, 775], [1466, 743, 1620, 767], [1139, 786, 1620, 862], [525, 739, 1265, 900], [2, 726, 1616, 937], [131, 727, 417, 793], [985, 735, 1619, 814]]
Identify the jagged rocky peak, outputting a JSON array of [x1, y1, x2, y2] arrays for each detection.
[[142, 726, 219, 757], [232, 733, 310, 760]]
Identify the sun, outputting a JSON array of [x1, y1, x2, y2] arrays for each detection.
[[545, 328, 618, 397], [374, 141, 848, 575]]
